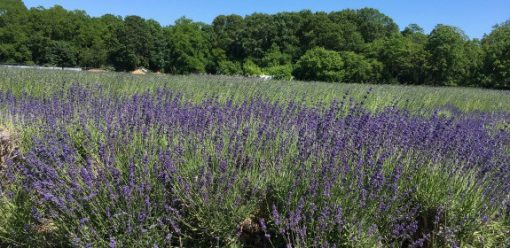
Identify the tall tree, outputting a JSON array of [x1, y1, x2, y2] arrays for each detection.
[[355, 8, 399, 43], [212, 14, 244, 61], [365, 34, 428, 84], [339, 51, 382, 83], [240, 13, 278, 62], [164, 17, 211, 74], [146, 19, 166, 72], [0, 0, 30, 63], [75, 16, 111, 68], [402, 24, 428, 44], [293, 47, 345, 82], [272, 12, 302, 61], [328, 10, 365, 51], [26, 6, 85, 66], [108, 15, 152, 71], [482, 21, 510, 89], [0, 3, 506, 88], [425, 25, 471, 86], [50, 40, 77, 67], [300, 12, 361, 52]]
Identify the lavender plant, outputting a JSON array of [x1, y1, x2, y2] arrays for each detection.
[[1, 68, 510, 114], [0, 78, 509, 247]]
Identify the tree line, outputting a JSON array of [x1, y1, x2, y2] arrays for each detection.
[[0, 0, 509, 89]]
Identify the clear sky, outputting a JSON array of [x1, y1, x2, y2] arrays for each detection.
[[23, 0, 509, 39]]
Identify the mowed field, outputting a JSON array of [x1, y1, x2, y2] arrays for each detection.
[[0, 68, 509, 247]]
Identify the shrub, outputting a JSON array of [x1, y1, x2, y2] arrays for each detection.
[[339, 51, 383, 83], [264, 64, 293, 80], [217, 60, 243, 75], [293, 47, 345, 82], [243, 59, 262, 76]]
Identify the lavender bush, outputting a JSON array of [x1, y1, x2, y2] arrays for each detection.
[[0, 79, 509, 247]]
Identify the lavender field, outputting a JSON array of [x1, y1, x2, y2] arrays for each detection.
[[0, 68, 509, 247]]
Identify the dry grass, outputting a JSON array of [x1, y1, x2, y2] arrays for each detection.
[[0, 127, 18, 190], [0, 127, 17, 171], [131, 69, 146, 75]]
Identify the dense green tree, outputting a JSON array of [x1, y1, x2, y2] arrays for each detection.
[[95, 14, 123, 69], [462, 39, 484, 86], [217, 60, 243, 75], [74, 14, 122, 68], [355, 8, 399, 42], [108, 45, 138, 71], [146, 19, 166, 71], [240, 13, 278, 62], [264, 64, 293, 80], [365, 34, 428, 84], [293, 47, 345, 82], [300, 12, 343, 51], [339, 51, 382, 83], [212, 14, 244, 61], [272, 12, 302, 60], [328, 10, 365, 51], [0, 2, 506, 88], [481, 21, 510, 89], [261, 43, 291, 67], [242, 59, 262, 76], [108, 20, 137, 71], [164, 18, 211, 74], [50, 40, 77, 67], [297, 10, 364, 53], [425, 25, 471, 86], [402, 24, 427, 44], [0, 0, 30, 63], [0, 0, 26, 14], [205, 48, 228, 74], [27, 33, 54, 65], [24, 6, 86, 66], [122, 16, 151, 68], [107, 15, 162, 71]]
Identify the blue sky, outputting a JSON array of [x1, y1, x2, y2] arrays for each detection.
[[23, 0, 509, 39]]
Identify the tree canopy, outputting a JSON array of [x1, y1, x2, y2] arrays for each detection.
[[0, 1, 508, 89], [482, 21, 510, 89]]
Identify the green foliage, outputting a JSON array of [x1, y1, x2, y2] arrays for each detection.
[[240, 13, 278, 61], [293, 47, 345, 82], [355, 8, 400, 42], [365, 34, 428, 84], [146, 20, 166, 72], [482, 21, 510, 89], [0, 189, 64, 246], [264, 64, 293, 80], [327, 10, 366, 51], [293, 49, 382, 83], [107, 15, 152, 71], [339, 51, 382, 83], [401, 162, 507, 247], [0, 0, 26, 14], [242, 59, 262, 76], [260, 43, 291, 67], [425, 25, 473, 86], [49, 41, 77, 67], [164, 17, 211, 74], [0, 0, 30, 64], [217, 60, 243, 76], [301, 12, 363, 52], [108, 44, 139, 71], [0, 3, 508, 88], [212, 14, 244, 61]]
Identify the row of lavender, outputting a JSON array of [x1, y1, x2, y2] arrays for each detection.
[[1, 84, 509, 247]]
